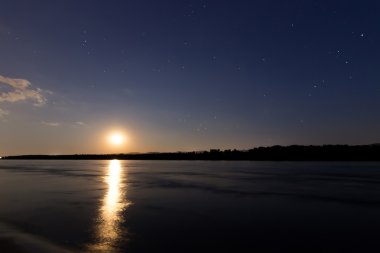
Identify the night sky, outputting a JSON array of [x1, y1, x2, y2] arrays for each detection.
[[0, 0, 379, 155]]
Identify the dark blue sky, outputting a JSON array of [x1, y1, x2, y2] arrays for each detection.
[[0, 0, 379, 155]]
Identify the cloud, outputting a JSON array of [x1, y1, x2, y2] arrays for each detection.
[[0, 108, 8, 118], [0, 75, 46, 106], [75, 121, 85, 126], [0, 24, 11, 36], [41, 121, 60, 127]]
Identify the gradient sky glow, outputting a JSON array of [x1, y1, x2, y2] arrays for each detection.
[[1, 0, 379, 155]]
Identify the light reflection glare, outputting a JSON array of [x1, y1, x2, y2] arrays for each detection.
[[106, 160, 121, 218], [89, 160, 129, 252]]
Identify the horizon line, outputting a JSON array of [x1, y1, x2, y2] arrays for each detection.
[[2, 143, 380, 158]]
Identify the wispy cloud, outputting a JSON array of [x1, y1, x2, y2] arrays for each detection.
[[75, 121, 85, 126], [0, 108, 8, 118], [0, 75, 46, 106], [0, 24, 11, 36], [0, 75, 49, 118], [41, 121, 60, 127]]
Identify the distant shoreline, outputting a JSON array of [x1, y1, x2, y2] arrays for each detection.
[[2, 145, 380, 161]]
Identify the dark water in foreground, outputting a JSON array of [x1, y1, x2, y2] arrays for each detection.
[[0, 160, 379, 252]]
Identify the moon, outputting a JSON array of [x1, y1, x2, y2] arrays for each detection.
[[109, 133, 124, 146]]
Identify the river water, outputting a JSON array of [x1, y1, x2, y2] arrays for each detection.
[[0, 160, 379, 252]]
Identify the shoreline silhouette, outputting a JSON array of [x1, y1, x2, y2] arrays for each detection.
[[2, 144, 380, 161]]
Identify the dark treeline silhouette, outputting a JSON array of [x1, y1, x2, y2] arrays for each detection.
[[2, 144, 380, 161]]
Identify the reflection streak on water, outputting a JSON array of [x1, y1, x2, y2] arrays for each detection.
[[91, 160, 129, 252]]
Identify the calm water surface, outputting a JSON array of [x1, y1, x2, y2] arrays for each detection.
[[0, 160, 379, 252]]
